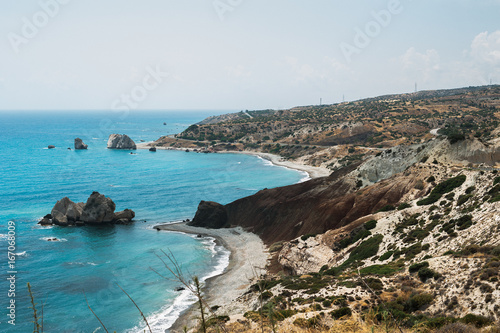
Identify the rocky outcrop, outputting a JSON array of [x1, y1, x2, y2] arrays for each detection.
[[107, 134, 136, 150], [81, 192, 116, 223], [51, 197, 85, 225], [48, 145, 55, 149], [187, 201, 229, 229], [39, 192, 135, 226], [74, 138, 88, 150], [190, 161, 433, 245]]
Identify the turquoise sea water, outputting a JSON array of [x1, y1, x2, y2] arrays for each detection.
[[0, 111, 305, 332]]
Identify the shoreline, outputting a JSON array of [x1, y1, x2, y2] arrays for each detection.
[[137, 141, 330, 180], [154, 222, 269, 332]]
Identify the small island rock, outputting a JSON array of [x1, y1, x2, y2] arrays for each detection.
[[48, 145, 55, 149], [107, 134, 136, 150], [74, 138, 88, 150]]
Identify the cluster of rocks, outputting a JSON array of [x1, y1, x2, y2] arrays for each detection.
[[39, 192, 135, 226], [48, 134, 137, 151]]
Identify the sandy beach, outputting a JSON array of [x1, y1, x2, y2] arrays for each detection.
[[154, 222, 269, 332], [137, 142, 330, 179]]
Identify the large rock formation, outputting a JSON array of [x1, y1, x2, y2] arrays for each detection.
[[40, 192, 135, 226], [51, 197, 85, 225], [187, 201, 229, 229], [107, 134, 136, 150], [81, 192, 117, 223], [74, 138, 88, 150]]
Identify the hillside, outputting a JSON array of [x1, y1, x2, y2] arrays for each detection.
[[153, 86, 500, 333]]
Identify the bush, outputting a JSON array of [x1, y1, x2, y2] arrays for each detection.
[[407, 293, 434, 312], [330, 307, 352, 319], [378, 204, 395, 212], [379, 251, 394, 261], [409, 261, 429, 273], [364, 219, 377, 230], [461, 314, 493, 328], [417, 175, 466, 206], [398, 202, 411, 210], [345, 235, 384, 266], [418, 267, 439, 282], [301, 233, 317, 241]]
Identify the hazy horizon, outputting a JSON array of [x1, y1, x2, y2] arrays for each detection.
[[1, 0, 499, 111]]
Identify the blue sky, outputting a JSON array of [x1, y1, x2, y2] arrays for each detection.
[[1, 0, 499, 111]]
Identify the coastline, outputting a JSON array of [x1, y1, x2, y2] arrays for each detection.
[[137, 142, 331, 179], [154, 222, 269, 332]]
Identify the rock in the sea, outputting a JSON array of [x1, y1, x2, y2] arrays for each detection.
[[40, 192, 135, 226], [113, 209, 135, 224], [48, 145, 55, 149], [74, 138, 88, 150], [81, 192, 116, 223], [51, 197, 84, 225], [107, 134, 137, 150], [39, 214, 53, 226], [149, 147, 157, 152], [187, 201, 229, 229]]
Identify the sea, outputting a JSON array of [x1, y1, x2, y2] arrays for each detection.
[[0, 110, 306, 333]]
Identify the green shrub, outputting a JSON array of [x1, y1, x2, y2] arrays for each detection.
[[360, 264, 400, 276], [409, 261, 429, 273], [418, 267, 439, 282], [379, 251, 394, 261], [330, 307, 352, 319], [301, 233, 317, 241], [364, 219, 377, 230], [461, 314, 493, 328], [417, 175, 466, 206], [407, 293, 434, 312], [398, 202, 411, 210], [345, 234, 384, 265], [427, 176, 436, 182], [378, 204, 395, 212], [457, 194, 472, 206]]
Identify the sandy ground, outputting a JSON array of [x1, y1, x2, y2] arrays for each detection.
[[154, 222, 269, 332], [137, 142, 331, 179]]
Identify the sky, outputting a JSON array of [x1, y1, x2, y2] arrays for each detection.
[[0, 0, 499, 111]]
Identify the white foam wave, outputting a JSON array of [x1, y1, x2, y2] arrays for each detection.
[[40, 237, 67, 242], [0, 234, 7, 240], [127, 237, 230, 333], [66, 261, 98, 266], [256, 156, 274, 167], [14, 251, 27, 256], [298, 171, 310, 183]]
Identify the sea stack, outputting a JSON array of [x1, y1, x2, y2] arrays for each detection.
[[187, 201, 229, 229], [74, 138, 88, 150], [39, 192, 135, 226], [107, 134, 137, 150]]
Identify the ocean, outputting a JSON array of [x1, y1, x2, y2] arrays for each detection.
[[0, 111, 306, 332]]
